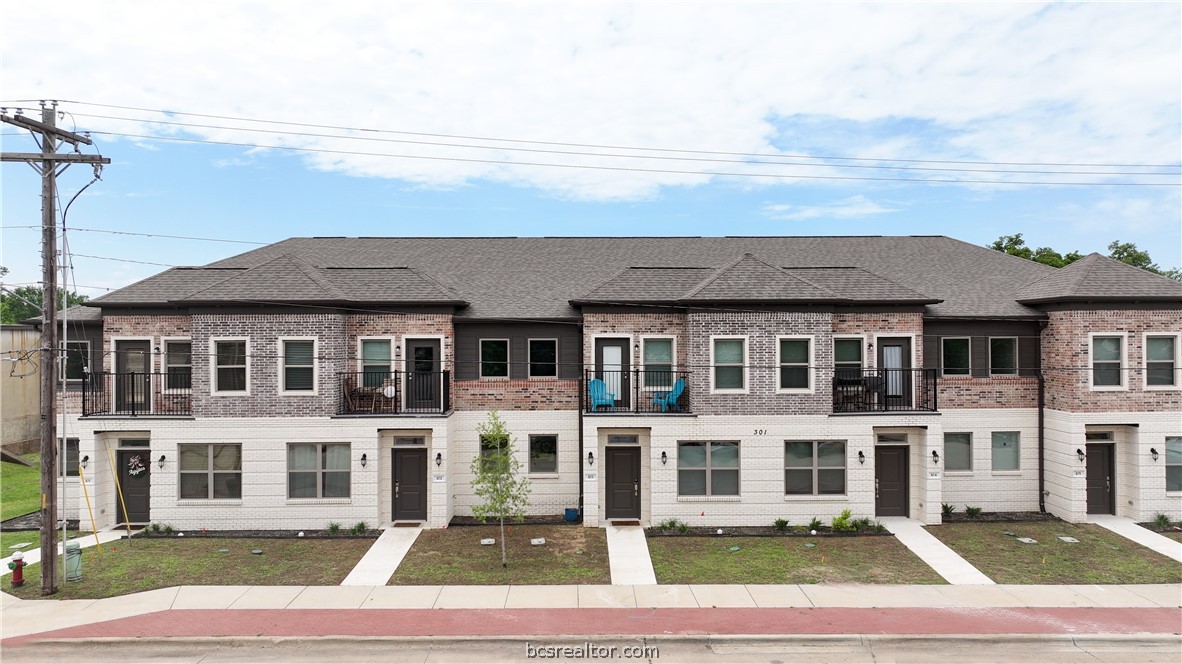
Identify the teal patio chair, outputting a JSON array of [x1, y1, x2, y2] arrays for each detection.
[[588, 378, 615, 411], [653, 377, 686, 412]]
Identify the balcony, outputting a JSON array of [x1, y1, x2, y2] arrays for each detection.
[[337, 370, 450, 415], [82, 371, 192, 417], [832, 368, 938, 413], [584, 368, 692, 415]]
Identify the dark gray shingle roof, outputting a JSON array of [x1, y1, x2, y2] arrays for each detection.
[[683, 254, 840, 302], [1016, 253, 1182, 304]]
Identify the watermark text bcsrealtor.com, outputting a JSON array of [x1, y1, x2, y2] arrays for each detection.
[[525, 641, 659, 659]]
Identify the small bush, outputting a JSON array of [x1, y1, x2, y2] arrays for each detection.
[[774, 518, 789, 533], [656, 518, 689, 534], [162, 524, 174, 535], [808, 517, 824, 531], [327, 522, 342, 535], [964, 506, 983, 517], [1152, 513, 1171, 529], [941, 503, 956, 517], [350, 521, 369, 535], [852, 517, 872, 532], [831, 509, 856, 533], [149, 523, 162, 534]]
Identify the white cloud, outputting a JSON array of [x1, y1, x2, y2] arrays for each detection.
[[1, 1, 1178, 200], [761, 196, 900, 221]]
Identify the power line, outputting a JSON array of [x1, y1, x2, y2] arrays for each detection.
[[70, 253, 177, 267], [0, 225, 268, 245]]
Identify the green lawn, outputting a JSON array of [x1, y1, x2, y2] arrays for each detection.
[[648, 535, 945, 585], [926, 521, 1182, 584], [1, 454, 41, 521], [391, 525, 610, 585], [6, 537, 375, 599], [1, 530, 88, 554]]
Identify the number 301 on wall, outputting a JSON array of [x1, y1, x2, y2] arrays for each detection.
[[753, 429, 767, 435]]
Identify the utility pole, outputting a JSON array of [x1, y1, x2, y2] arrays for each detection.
[[2, 102, 109, 595]]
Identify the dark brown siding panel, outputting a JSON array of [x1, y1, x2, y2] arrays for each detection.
[[924, 320, 1042, 374], [454, 322, 582, 380]]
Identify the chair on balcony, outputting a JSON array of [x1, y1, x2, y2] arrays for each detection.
[[587, 378, 615, 411], [653, 378, 686, 413]]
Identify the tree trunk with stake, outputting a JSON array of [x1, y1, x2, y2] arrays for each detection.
[[470, 411, 530, 569]]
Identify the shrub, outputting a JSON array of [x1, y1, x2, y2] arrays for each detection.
[[149, 523, 162, 534], [162, 524, 174, 535], [327, 522, 342, 535], [852, 517, 872, 532], [964, 506, 983, 517], [350, 521, 369, 535], [831, 509, 856, 533], [656, 518, 690, 534], [774, 518, 789, 533], [941, 503, 956, 517], [1152, 513, 1171, 529], [808, 517, 824, 531]]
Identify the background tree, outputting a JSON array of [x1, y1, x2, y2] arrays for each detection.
[[0, 285, 89, 324], [469, 410, 531, 567], [990, 234, 1180, 280]]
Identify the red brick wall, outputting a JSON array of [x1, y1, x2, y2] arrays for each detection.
[[938, 375, 1039, 409], [452, 379, 580, 410], [344, 313, 454, 372], [581, 312, 688, 369], [102, 315, 192, 373], [833, 312, 925, 368]]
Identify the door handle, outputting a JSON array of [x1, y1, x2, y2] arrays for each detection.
[[875, 479, 879, 499], [395, 481, 400, 498], [1106, 476, 1110, 492], [634, 481, 638, 497]]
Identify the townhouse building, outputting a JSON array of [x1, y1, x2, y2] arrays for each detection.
[[51, 236, 1181, 531]]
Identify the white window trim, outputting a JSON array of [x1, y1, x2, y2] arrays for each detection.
[[60, 339, 90, 382], [479, 338, 511, 380], [210, 337, 250, 396], [1088, 332, 1128, 392], [988, 336, 1019, 376], [640, 335, 677, 391], [357, 336, 397, 373], [278, 337, 319, 396], [941, 337, 972, 377], [776, 334, 815, 394], [160, 337, 193, 394], [710, 335, 748, 394], [1142, 333, 1181, 391], [527, 338, 559, 379], [833, 335, 866, 369]]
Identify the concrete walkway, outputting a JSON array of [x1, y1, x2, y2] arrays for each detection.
[[604, 524, 657, 585], [879, 517, 994, 585], [1, 528, 136, 573], [340, 526, 421, 586], [1088, 515, 1182, 563]]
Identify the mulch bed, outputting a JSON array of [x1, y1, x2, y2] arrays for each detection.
[[940, 511, 1057, 523], [646, 526, 890, 538], [1136, 523, 1182, 534], [131, 529, 380, 539], [448, 515, 574, 527]]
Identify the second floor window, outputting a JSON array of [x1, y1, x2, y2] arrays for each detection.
[[942, 338, 970, 376], [1092, 335, 1123, 388], [361, 340, 391, 387], [1146, 335, 1177, 387], [834, 338, 863, 380], [528, 339, 557, 378], [712, 338, 746, 391], [642, 338, 673, 388], [214, 340, 247, 392], [778, 337, 811, 390], [61, 341, 89, 382], [165, 341, 192, 390], [282, 340, 315, 392], [480, 339, 509, 378], [989, 338, 1018, 376]]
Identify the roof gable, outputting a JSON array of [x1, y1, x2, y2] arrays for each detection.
[[1016, 253, 1182, 304], [683, 253, 840, 302]]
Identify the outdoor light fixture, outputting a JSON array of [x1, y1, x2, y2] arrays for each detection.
[[1076, 448, 1086, 462], [435, 452, 443, 467], [157, 454, 166, 469], [80, 455, 89, 470], [660, 451, 668, 465], [932, 450, 940, 464], [360, 453, 368, 468], [858, 451, 865, 465], [1150, 448, 1159, 462], [394, 344, 401, 355], [866, 341, 874, 353], [587, 451, 595, 466]]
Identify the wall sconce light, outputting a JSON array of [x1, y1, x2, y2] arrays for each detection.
[[660, 451, 668, 465], [360, 453, 368, 468], [153, 345, 161, 353], [80, 455, 89, 470], [1076, 448, 1086, 462], [394, 344, 401, 355], [1150, 448, 1159, 462], [866, 341, 874, 354], [587, 451, 595, 466], [931, 450, 940, 464], [157, 454, 166, 469], [435, 452, 443, 467], [858, 451, 865, 465]]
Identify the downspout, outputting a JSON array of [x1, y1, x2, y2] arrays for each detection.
[[577, 327, 585, 522], [1037, 318, 1048, 513]]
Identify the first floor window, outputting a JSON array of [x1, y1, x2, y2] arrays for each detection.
[[479, 433, 506, 471], [944, 433, 972, 471], [778, 337, 811, 390], [989, 338, 1018, 375], [288, 443, 349, 498], [61, 341, 89, 382], [180, 443, 242, 499], [283, 340, 315, 392], [1146, 336, 1177, 387], [713, 338, 745, 390], [528, 339, 557, 378], [678, 441, 739, 496], [942, 338, 970, 376], [643, 338, 673, 388], [785, 440, 846, 495], [165, 341, 192, 390], [991, 431, 1020, 471], [834, 338, 863, 381], [60, 438, 79, 477], [1166, 437, 1182, 492], [1092, 335, 1123, 387], [215, 340, 247, 392], [361, 340, 391, 387], [480, 339, 509, 377], [529, 434, 557, 473]]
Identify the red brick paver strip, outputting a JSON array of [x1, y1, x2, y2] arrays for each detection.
[[5, 607, 1179, 645]]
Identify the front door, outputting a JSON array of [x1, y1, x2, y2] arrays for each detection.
[[392, 448, 428, 521], [877, 337, 912, 409], [1086, 444, 1115, 515], [875, 446, 909, 517], [604, 446, 641, 520], [404, 339, 441, 411], [115, 340, 151, 413], [595, 338, 631, 409], [116, 449, 151, 524]]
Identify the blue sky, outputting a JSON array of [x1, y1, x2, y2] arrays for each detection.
[[2, 2, 1179, 296]]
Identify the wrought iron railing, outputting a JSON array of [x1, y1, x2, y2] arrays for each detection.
[[338, 370, 450, 415], [82, 371, 193, 416], [832, 368, 937, 413], [583, 368, 692, 414]]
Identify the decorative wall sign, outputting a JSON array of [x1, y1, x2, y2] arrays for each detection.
[[127, 454, 147, 476]]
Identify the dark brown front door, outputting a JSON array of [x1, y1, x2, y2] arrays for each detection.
[[595, 338, 630, 409], [875, 446, 909, 517], [1086, 444, 1115, 515], [877, 337, 912, 409], [116, 449, 151, 524], [405, 339, 441, 411], [115, 340, 151, 413], [393, 448, 428, 521], [604, 446, 641, 520]]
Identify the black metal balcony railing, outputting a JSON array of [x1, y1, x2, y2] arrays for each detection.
[[82, 371, 193, 416], [338, 370, 450, 415], [832, 368, 938, 413], [584, 369, 691, 414]]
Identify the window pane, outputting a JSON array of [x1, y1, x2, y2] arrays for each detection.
[[1168, 467, 1182, 492], [1093, 364, 1121, 386], [817, 441, 845, 467], [322, 471, 350, 498], [180, 473, 209, 499], [678, 442, 707, 467], [992, 432, 1020, 471], [715, 366, 743, 389], [710, 441, 739, 468], [216, 341, 245, 365], [711, 469, 739, 495], [289, 444, 317, 471], [288, 472, 317, 498], [944, 433, 972, 471], [529, 340, 557, 377], [834, 339, 862, 364], [1147, 337, 1175, 362], [678, 469, 707, 495], [212, 472, 241, 499], [530, 435, 557, 473], [323, 444, 350, 470], [990, 338, 1017, 374], [817, 469, 845, 494], [361, 340, 391, 363], [179, 445, 208, 471], [779, 339, 808, 364], [784, 441, 813, 467], [780, 366, 808, 389], [64, 343, 88, 380], [644, 339, 672, 364], [211, 444, 241, 471], [482, 340, 508, 361], [1165, 437, 1182, 464], [64, 439, 79, 477], [784, 468, 812, 494], [166, 342, 191, 367], [285, 367, 314, 391], [1147, 365, 1175, 386], [217, 367, 246, 391], [1093, 336, 1121, 361], [714, 339, 744, 364], [943, 338, 970, 374], [285, 341, 314, 364]]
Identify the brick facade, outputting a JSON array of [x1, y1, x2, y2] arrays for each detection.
[[452, 378, 580, 410], [937, 375, 1039, 409], [102, 315, 192, 373], [581, 312, 689, 368], [343, 313, 454, 372], [832, 311, 925, 368]]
